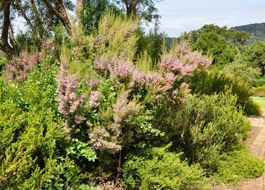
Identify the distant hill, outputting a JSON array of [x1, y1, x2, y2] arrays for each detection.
[[165, 22, 265, 47], [233, 23, 265, 43], [165, 22, 265, 48]]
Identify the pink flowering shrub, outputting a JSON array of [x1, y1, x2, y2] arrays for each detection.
[[83, 43, 211, 154], [5, 40, 54, 82], [6, 51, 42, 82], [55, 39, 211, 162], [54, 14, 213, 182], [160, 43, 211, 76], [56, 60, 85, 133]]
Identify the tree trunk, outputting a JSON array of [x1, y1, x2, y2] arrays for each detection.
[[125, 0, 138, 18], [30, 0, 44, 47], [42, 0, 72, 35], [9, 24, 17, 53], [0, 1, 15, 57]]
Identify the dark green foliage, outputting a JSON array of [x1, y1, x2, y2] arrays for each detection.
[[0, 51, 7, 74], [192, 32, 239, 65], [15, 31, 38, 53], [185, 24, 249, 46], [189, 70, 252, 114], [252, 76, 265, 87], [234, 22, 265, 36], [242, 42, 265, 75], [181, 24, 250, 66], [174, 92, 250, 172], [123, 145, 208, 190], [136, 25, 166, 66], [81, 0, 120, 34]]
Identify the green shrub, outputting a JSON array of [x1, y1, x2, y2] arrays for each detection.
[[123, 145, 208, 190], [0, 99, 85, 189], [244, 100, 262, 116], [222, 62, 261, 86], [214, 148, 264, 185], [0, 62, 91, 189], [173, 92, 251, 172], [189, 70, 253, 115]]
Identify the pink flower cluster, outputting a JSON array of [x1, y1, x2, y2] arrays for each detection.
[[160, 43, 211, 75], [85, 77, 102, 88], [94, 57, 137, 81], [160, 55, 198, 76], [90, 127, 121, 151], [94, 43, 211, 95], [94, 56, 189, 101], [112, 93, 140, 130], [56, 61, 85, 126], [89, 91, 102, 108], [109, 59, 136, 80], [89, 43, 211, 151], [6, 51, 42, 82], [90, 92, 141, 152]]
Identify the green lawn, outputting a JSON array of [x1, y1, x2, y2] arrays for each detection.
[[252, 97, 265, 108]]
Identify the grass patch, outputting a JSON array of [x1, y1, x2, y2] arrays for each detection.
[[252, 97, 265, 108]]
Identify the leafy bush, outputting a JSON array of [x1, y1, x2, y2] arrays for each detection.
[[173, 92, 251, 172], [222, 62, 261, 86], [123, 145, 208, 190], [189, 70, 254, 115], [214, 148, 264, 185], [244, 100, 262, 116]]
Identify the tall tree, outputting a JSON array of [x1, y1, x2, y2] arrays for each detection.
[[116, 0, 163, 22], [184, 24, 249, 46], [242, 42, 265, 75], [81, 0, 119, 34], [0, 0, 15, 57]]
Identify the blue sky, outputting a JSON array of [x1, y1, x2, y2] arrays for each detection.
[[13, 0, 265, 37], [155, 0, 265, 37]]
